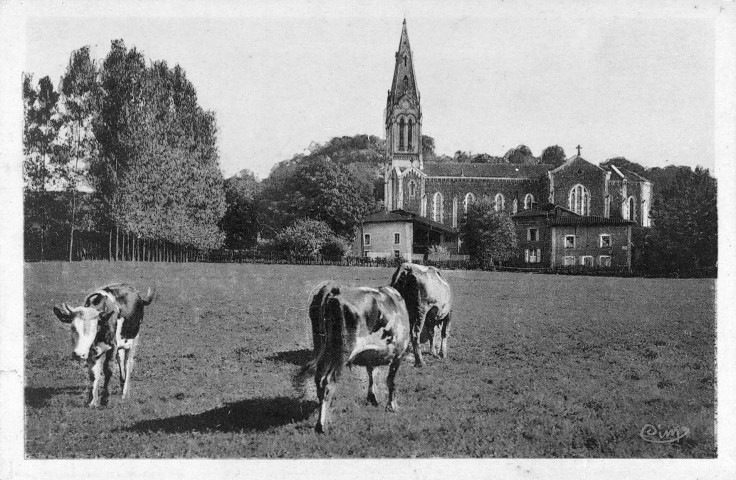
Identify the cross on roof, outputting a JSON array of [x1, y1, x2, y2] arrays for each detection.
[[576, 145, 582, 156]]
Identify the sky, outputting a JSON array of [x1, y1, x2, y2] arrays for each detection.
[[14, 1, 725, 181]]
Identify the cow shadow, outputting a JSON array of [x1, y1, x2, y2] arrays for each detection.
[[265, 348, 313, 366], [125, 396, 318, 434], [25, 386, 86, 409]]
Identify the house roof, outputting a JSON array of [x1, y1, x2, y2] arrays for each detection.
[[422, 162, 553, 179], [362, 209, 457, 235]]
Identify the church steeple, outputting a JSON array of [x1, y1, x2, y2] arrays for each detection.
[[385, 19, 422, 171]]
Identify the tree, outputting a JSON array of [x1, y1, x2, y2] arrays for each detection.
[[460, 197, 518, 267], [504, 145, 536, 164], [58, 46, 101, 260], [259, 155, 377, 239], [91, 41, 226, 253], [220, 169, 262, 249], [23, 74, 63, 259], [645, 166, 717, 276], [273, 219, 345, 259], [541, 145, 566, 167], [421, 135, 436, 159]]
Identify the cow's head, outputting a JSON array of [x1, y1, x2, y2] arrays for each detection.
[[389, 263, 414, 294], [53, 293, 118, 362]]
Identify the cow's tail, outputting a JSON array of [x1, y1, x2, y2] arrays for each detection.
[[141, 287, 155, 306], [322, 286, 348, 382]]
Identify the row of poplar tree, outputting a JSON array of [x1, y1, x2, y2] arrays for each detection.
[[23, 40, 226, 260]]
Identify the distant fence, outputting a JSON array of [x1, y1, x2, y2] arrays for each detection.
[[24, 232, 715, 278]]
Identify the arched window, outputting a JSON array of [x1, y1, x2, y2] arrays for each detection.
[[452, 197, 458, 228], [398, 118, 405, 151], [524, 193, 534, 210], [407, 118, 413, 151], [494, 193, 505, 212], [433, 192, 444, 222], [408, 180, 416, 198], [626, 196, 636, 222], [463, 192, 476, 213], [568, 184, 590, 215], [403, 75, 409, 91], [512, 199, 518, 214]]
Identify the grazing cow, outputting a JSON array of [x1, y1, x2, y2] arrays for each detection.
[[53, 283, 154, 407], [390, 263, 453, 367], [306, 283, 410, 433]]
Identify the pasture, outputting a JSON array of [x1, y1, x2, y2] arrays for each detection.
[[24, 261, 715, 458]]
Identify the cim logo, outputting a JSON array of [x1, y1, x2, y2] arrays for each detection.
[[640, 424, 690, 444]]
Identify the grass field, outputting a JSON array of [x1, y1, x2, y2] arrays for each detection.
[[24, 261, 715, 458]]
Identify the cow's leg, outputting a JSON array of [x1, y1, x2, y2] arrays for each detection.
[[116, 346, 127, 396], [121, 338, 138, 399], [366, 366, 378, 406], [101, 349, 115, 406], [86, 354, 105, 408], [385, 356, 402, 412], [411, 307, 427, 367], [429, 323, 443, 357], [440, 311, 452, 359], [315, 371, 337, 434]]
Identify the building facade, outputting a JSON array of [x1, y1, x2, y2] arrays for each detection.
[[364, 20, 652, 266]]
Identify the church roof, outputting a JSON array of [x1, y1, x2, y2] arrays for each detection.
[[547, 216, 635, 226], [422, 162, 554, 179]]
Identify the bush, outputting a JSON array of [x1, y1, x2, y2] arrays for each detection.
[[273, 219, 350, 260], [320, 235, 350, 261]]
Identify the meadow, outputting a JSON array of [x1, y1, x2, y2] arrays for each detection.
[[24, 261, 715, 458]]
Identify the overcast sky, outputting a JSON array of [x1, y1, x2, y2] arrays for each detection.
[[19, 1, 721, 179]]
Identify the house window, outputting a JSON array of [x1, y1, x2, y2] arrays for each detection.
[[364, 234, 371, 246], [394, 233, 401, 244], [463, 192, 476, 213], [527, 228, 539, 242], [600, 234, 611, 248], [524, 193, 534, 210], [581, 256, 593, 267], [394, 250, 401, 259], [408, 180, 416, 198], [494, 193, 505, 212], [599, 255, 612, 267], [525, 248, 541, 263], [564, 256, 575, 266], [568, 184, 590, 215], [565, 235, 576, 249]]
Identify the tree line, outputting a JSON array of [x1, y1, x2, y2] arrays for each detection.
[[24, 41, 226, 261]]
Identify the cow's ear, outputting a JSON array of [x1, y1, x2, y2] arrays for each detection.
[[53, 303, 75, 324]]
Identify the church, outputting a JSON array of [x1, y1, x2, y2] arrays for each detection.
[[359, 20, 653, 269]]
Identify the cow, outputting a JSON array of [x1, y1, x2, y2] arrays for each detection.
[[53, 283, 154, 407], [304, 282, 410, 433], [390, 263, 453, 367]]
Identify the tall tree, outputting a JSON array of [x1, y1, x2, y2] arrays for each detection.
[[646, 166, 717, 276], [460, 197, 518, 267], [23, 74, 62, 259], [58, 46, 101, 260], [220, 169, 262, 249]]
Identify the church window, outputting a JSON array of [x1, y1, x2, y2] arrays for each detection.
[[452, 197, 458, 228], [494, 193, 505, 212], [463, 193, 476, 213], [407, 118, 413, 150], [524, 193, 534, 210], [408, 180, 416, 198], [398, 118, 405, 151], [512, 199, 518, 214], [403, 75, 409, 91], [433, 192, 444, 223], [568, 184, 590, 215], [403, 55, 407, 67]]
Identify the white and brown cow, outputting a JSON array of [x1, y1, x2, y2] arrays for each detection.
[[390, 263, 453, 367], [53, 283, 154, 407], [306, 282, 410, 433]]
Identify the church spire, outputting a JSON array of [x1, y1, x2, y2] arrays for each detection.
[[388, 19, 419, 107], [385, 20, 422, 173]]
